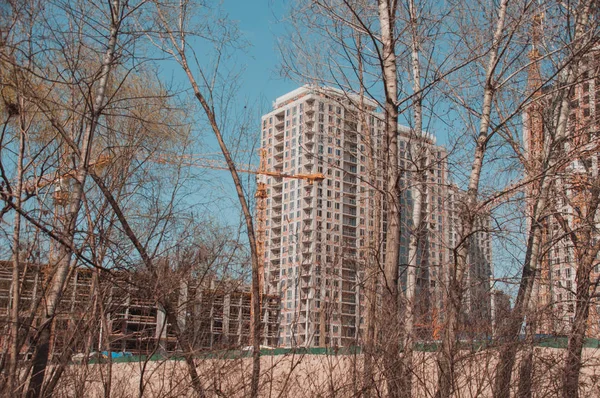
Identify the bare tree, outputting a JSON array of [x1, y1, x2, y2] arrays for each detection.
[[146, 3, 265, 395]]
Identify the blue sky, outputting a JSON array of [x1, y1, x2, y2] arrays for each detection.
[[162, 1, 518, 292], [224, 1, 296, 111], [172, 1, 299, 223]]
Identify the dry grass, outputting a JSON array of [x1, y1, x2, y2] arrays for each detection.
[[51, 348, 600, 397]]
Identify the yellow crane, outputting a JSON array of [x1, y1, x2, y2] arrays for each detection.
[[22, 149, 324, 344], [22, 154, 112, 201], [153, 149, 324, 340]]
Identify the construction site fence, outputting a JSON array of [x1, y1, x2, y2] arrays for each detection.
[[86, 338, 600, 364]]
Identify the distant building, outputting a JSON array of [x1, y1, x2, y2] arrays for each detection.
[[0, 261, 280, 358], [446, 185, 494, 338], [524, 48, 600, 336], [491, 289, 512, 337]]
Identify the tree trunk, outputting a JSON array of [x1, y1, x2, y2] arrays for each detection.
[[378, 1, 401, 396], [88, 174, 208, 398], [558, 4, 596, 395], [493, 1, 594, 390], [163, 302, 207, 398], [7, 95, 26, 394], [154, 5, 264, 390], [436, 1, 508, 396], [562, 251, 594, 398], [399, 1, 424, 395], [493, 169, 550, 398], [26, 2, 121, 396], [356, 29, 382, 396]]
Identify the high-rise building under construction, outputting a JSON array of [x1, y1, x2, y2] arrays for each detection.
[[525, 46, 600, 336], [260, 85, 493, 347]]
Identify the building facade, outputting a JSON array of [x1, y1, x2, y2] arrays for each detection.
[[446, 185, 494, 338], [524, 50, 600, 336], [261, 85, 494, 347], [0, 262, 280, 358]]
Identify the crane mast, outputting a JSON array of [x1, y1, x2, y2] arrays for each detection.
[[152, 150, 324, 344], [23, 150, 325, 346]]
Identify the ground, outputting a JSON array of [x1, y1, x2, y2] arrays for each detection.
[[52, 348, 600, 397]]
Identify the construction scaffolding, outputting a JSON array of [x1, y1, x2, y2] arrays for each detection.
[[0, 261, 280, 358]]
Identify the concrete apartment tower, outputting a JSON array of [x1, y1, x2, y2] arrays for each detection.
[[261, 85, 492, 347], [524, 47, 600, 336], [446, 185, 494, 338], [260, 86, 376, 347]]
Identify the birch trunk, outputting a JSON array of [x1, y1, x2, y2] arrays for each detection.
[[7, 94, 26, 394], [493, 1, 593, 391], [377, 1, 403, 396], [559, 4, 596, 394], [436, 1, 509, 396], [399, 1, 424, 395]]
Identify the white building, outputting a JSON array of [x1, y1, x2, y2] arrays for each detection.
[[261, 85, 492, 347]]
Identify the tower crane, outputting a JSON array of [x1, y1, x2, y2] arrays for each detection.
[[153, 148, 325, 339], [20, 149, 324, 343], [22, 154, 112, 203]]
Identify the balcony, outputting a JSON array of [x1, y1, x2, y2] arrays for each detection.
[[342, 216, 357, 227], [302, 244, 312, 256], [342, 237, 356, 247], [275, 113, 285, 128], [303, 202, 314, 213], [342, 227, 356, 237], [342, 293, 356, 304], [343, 185, 357, 195], [345, 133, 357, 143], [341, 305, 356, 315], [344, 143, 357, 154], [341, 250, 357, 260], [344, 155, 357, 164], [343, 175, 357, 185], [343, 197, 356, 206], [342, 205, 356, 216], [344, 164, 357, 173]]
